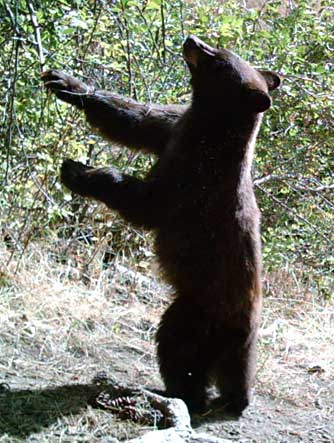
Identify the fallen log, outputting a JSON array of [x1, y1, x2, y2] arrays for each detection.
[[91, 374, 233, 443]]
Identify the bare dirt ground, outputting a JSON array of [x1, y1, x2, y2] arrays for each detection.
[[0, 242, 333, 442]]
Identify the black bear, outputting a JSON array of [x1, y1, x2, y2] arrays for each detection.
[[42, 35, 280, 414]]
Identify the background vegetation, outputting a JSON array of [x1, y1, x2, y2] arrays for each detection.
[[1, 2, 333, 441], [1, 0, 333, 297]]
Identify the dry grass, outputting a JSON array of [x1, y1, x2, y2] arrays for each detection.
[[0, 240, 333, 442], [0, 240, 167, 442], [259, 269, 334, 411]]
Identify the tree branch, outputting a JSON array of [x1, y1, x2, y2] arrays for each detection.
[[27, 1, 45, 69], [91, 375, 232, 443], [254, 173, 299, 186], [254, 174, 334, 193]]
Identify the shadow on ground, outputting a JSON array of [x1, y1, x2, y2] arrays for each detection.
[[0, 383, 99, 437], [0, 380, 238, 439]]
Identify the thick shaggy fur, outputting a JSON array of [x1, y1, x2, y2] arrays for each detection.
[[42, 36, 280, 414]]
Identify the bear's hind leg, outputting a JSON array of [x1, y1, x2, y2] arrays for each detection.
[[213, 329, 258, 415], [156, 298, 213, 413]]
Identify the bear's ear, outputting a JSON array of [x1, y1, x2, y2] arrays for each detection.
[[246, 89, 272, 113], [258, 70, 281, 91]]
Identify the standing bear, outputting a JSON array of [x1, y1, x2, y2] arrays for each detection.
[[42, 36, 280, 414]]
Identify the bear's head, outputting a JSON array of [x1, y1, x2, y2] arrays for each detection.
[[183, 35, 281, 114]]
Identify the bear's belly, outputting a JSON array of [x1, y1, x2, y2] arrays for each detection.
[[155, 220, 260, 301]]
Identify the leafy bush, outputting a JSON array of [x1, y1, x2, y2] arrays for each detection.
[[1, 0, 333, 296]]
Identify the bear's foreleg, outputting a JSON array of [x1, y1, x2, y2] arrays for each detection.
[[61, 159, 162, 229], [42, 70, 185, 156]]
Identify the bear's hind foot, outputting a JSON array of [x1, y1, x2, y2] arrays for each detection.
[[210, 393, 250, 417]]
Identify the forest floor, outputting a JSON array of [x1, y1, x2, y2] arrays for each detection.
[[0, 241, 333, 443]]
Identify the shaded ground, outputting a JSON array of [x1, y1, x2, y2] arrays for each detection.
[[0, 244, 333, 442]]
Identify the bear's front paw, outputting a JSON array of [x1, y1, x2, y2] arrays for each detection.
[[41, 70, 91, 107], [61, 159, 93, 197]]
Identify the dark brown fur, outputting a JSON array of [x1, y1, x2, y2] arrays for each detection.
[[42, 36, 280, 414]]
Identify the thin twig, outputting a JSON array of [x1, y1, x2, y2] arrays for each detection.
[[80, 1, 103, 67], [3, 2, 21, 35], [3, 30, 20, 184], [160, 0, 166, 65], [179, 0, 185, 39], [27, 1, 45, 69], [120, 0, 134, 97]]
